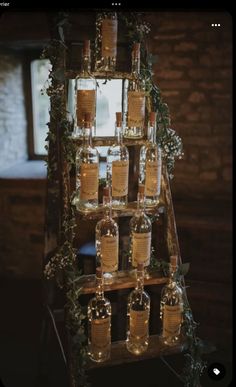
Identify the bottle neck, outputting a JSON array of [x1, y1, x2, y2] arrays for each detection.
[[168, 264, 177, 285], [115, 123, 123, 145], [83, 126, 93, 147], [81, 54, 91, 73], [137, 192, 145, 214], [148, 122, 157, 144], [135, 267, 144, 292], [131, 55, 140, 78], [81, 40, 91, 73], [103, 194, 112, 218], [95, 274, 104, 299], [131, 43, 140, 79]]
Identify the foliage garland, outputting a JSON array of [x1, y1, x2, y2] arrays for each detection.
[[42, 11, 213, 387], [41, 16, 89, 386]]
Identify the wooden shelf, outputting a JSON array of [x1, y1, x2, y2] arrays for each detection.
[[70, 135, 148, 147], [86, 335, 187, 370], [76, 202, 166, 220], [65, 70, 133, 80], [78, 269, 168, 295]]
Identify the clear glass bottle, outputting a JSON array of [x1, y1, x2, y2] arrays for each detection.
[[160, 255, 184, 346], [75, 112, 99, 212], [124, 42, 146, 139], [73, 40, 96, 138], [87, 267, 111, 362], [107, 112, 129, 209], [95, 186, 119, 284], [139, 111, 162, 207], [95, 12, 117, 72], [126, 262, 150, 355], [130, 186, 152, 269]]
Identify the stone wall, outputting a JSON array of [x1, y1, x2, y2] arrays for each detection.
[[0, 51, 27, 171], [147, 11, 232, 201]]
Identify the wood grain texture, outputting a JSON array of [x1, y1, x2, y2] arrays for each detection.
[[78, 270, 167, 294], [86, 334, 187, 369]]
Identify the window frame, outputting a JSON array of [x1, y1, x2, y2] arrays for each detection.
[[23, 49, 49, 160]]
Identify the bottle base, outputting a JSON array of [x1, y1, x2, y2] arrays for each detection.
[[161, 335, 181, 347], [112, 198, 127, 209], [103, 271, 117, 284], [88, 352, 110, 363], [126, 340, 148, 355], [77, 201, 99, 213]]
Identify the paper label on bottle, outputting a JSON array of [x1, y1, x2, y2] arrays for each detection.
[[145, 160, 162, 196], [80, 163, 98, 200], [77, 90, 96, 126], [112, 160, 129, 197], [132, 232, 151, 267], [91, 317, 111, 349], [101, 19, 117, 57], [101, 235, 118, 272], [163, 305, 182, 337], [128, 91, 145, 127], [130, 310, 149, 339]]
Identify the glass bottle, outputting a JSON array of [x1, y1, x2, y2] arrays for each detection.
[[107, 112, 129, 209], [160, 255, 184, 346], [95, 186, 119, 284], [87, 267, 112, 362], [124, 42, 146, 139], [73, 40, 96, 138], [139, 111, 162, 207], [131, 42, 140, 77], [95, 12, 118, 72], [130, 186, 152, 269], [75, 112, 99, 212], [126, 262, 150, 355]]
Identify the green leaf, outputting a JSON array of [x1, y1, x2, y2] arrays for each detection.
[[52, 68, 65, 82], [178, 262, 190, 276], [58, 25, 64, 42]]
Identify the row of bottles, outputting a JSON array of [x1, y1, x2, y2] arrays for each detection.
[[74, 111, 162, 212], [73, 38, 147, 139], [88, 257, 184, 362], [95, 185, 151, 283]]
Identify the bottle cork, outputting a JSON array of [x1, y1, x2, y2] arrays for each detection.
[[133, 42, 140, 57], [137, 262, 144, 271], [149, 111, 156, 125], [170, 255, 178, 267], [83, 40, 90, 56], [138, 184, 145, 194], [116, 112, 122, 126], [96, 266, 102, 278], [103, 186, 110, 197]]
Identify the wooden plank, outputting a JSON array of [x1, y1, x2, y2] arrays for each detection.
[[76, 202, 166, 220], [162, 165, 182, 262], [78, 270, 167, 294], [86, 334, 187, 369], [65, 70, 133, 80], [70, 135, 147, 147]]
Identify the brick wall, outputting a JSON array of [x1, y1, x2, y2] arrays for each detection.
[[0, 51, 27, 171], [0, 178, 46, 278], [147, 12, 232, 201]]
